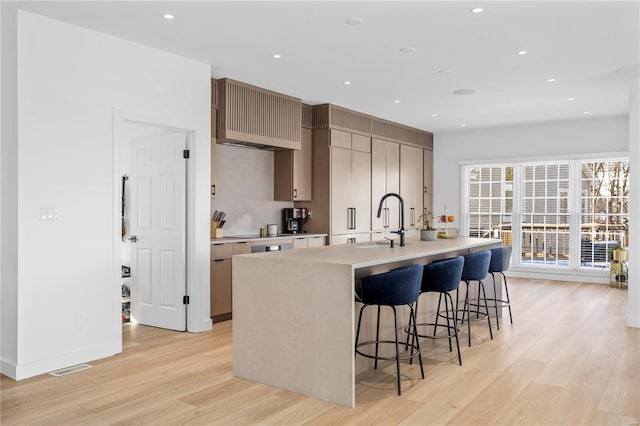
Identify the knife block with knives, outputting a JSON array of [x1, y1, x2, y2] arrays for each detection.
[[211, 210, 226, 239]]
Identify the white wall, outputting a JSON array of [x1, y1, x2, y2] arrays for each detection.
[[1, 10, 211, 380], [1, 2, 20, 376], [212, 144, 292, 236], [434, 115, 629, 227]]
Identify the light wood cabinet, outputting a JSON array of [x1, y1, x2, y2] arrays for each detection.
[[400, 144, 424, 230], [210, 242, 251, 321], [274, 128, 312, 201], [293, 237, 308, 250], [330, 130, 371, 236], [292, 235, 326, 249], [424, 148, 433, 215], [211, 109, 217, 198], [296, 104, 433, 246], [330, 233, 370, 245], [306, 235, 326, 247], [210, 258, 231, 319], [371, 138, 400, 231]]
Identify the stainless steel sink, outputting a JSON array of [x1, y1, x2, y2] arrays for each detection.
[[355, 242, 394, 248]]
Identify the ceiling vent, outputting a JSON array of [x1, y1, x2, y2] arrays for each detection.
[[216, 78, 302, 150]]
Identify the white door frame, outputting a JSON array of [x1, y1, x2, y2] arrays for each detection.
[[112, 108, 203, 351]]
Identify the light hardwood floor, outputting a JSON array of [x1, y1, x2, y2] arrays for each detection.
[[2, 278, 639, 425]]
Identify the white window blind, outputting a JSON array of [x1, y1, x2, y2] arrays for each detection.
[[463, 157, 629, 272]]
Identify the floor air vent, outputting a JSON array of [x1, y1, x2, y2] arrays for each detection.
[[49, 364, 92, 377]]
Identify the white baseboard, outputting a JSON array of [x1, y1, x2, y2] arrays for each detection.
[[5, 343, 118, 381]]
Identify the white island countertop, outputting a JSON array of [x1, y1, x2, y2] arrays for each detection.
[[237, 237, 500, 269], [232, 237, 502, 407]]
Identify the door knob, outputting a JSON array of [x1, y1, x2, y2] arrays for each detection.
[[129, 235, 138, 243]]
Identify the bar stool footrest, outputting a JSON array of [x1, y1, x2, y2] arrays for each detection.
[[406, 322, 461, 340], [356, 340, 421, 362]]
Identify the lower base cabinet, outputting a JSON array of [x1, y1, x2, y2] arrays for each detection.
[[331, 233, 370, 245], [210, 258, 231, 321], [210, 236, 325, 322], [293, 235, 326, 249]]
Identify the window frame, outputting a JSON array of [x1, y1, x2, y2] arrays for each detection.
[[460, 153, 629, 276]]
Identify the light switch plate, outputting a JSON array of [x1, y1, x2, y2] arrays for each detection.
[[38, 206, 59, 220]]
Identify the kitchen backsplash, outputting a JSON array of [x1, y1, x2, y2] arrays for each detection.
[[211, 144, 292, 236]]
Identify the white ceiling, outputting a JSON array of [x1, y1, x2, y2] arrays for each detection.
[[13, 1, 640, 134]]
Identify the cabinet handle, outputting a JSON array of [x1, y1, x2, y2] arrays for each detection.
[[424, 186, 427, 194], [384, 207, 390, 228], [214, 259, 225, 262], [348, 208, 357, 230], [352, 208, 357, 230], [347, 237, 356, 244], [294, 188, 298, 199], [212, 185, 216, 197], [410, 208, 416, 227]]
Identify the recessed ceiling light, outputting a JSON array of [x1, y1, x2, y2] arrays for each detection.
[[345, 18, 364, 25], [343, 81, 352, 86], [394, 100, 401, 104], [517, 50, 528, 55], [584, 111, 590, 114], [399, 47, 416, 54], [272, 54, 282, 59], [162, 14, 174, 20], [438, 69, 454, 74], [547, 78, 556, 83], [431, 113, 438, 117], [471, 7, 484, 13], [460, 124, 467, 127], [568, 97, 575, 101], [453, 88, 476, 95]]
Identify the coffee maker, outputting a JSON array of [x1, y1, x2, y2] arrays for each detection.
[[282, 208, 308, 234]]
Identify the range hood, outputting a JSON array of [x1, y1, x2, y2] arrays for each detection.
[[215, 78, 302, 150]]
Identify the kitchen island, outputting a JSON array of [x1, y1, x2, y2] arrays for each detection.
[[232, 237, 501, 407]]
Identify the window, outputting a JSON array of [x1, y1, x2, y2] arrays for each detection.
[[463, 158, 629, 271], [467, 166, 513, 243], [520, 163, 570, 266], [579, 160, 629, 266]]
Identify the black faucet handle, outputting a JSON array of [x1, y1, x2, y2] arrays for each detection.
[[384, 237, 395, 248]]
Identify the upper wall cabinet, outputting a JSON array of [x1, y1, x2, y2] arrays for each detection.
[[330, 130, 371, 236], [371, 138, 400, 231], [424, 148, 433, 214], [211, 79, 217, 198], [216, 78, 302, 150], [400, 144, 424, 231], [274, 128, 312, 201], [211, 109, 217, 198]]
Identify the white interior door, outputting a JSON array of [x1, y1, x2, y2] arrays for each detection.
[[129, 131, 187, 331]]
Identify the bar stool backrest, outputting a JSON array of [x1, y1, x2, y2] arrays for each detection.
[[489, 246, 512, 273], [358, 265, 423, 306], [422, 256, 465, 293], [461, 250, 491, 281]]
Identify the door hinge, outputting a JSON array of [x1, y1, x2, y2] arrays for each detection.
[[183, 149, 190, 159], [183, 295, 190, 305]]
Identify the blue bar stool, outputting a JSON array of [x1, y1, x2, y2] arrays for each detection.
[[459, 250, 493, 346], [354, 264, 424, 396], [407, 256, 465, 366], [487, 246, 513, 330]]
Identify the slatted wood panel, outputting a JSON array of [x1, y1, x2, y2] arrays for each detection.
[[210, 78, 218, 109], [217, 79, 301, 149], [302, 104, 313, 129], [312, 105, 433, 149], [312, 104, 371, 135], [371, 117, 433, 149]]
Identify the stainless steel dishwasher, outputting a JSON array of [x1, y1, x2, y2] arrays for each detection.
[[251, 242, 294, 253]]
